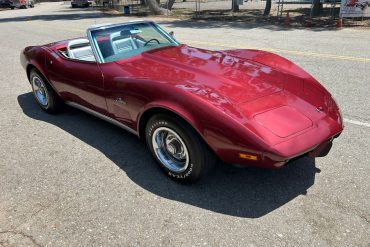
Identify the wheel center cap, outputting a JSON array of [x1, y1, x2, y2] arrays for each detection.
[[167, 144, 176, 155]]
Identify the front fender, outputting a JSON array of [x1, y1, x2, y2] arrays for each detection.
[[138, 100, 201, 138], [137, 94, 269, 165]]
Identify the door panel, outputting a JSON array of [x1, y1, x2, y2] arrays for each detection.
[[98, 63, 146, 130], [46, 53, 107, 114]]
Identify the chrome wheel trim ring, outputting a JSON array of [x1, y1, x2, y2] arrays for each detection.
[[32, 75, 49, 107], [152, 127, 189, 173]]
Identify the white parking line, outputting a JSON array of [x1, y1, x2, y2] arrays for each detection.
[[343, 118, 370, 128]]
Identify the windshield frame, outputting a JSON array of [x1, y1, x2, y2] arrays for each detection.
[[86, 21, 180, 64]]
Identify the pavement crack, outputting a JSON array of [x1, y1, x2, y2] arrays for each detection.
[[0, 230, 43, 247], [359, 214, 370, 225]]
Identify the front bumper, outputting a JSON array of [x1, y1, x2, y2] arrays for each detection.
[[228, 126, 342, 169]]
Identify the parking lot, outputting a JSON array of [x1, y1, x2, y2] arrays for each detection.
[[0, 2, 369, 246]]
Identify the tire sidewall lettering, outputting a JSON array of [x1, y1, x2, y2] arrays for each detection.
[[168, 163, 194, 179], [146, 116, 203, 181], [148, 121, 168, 137]]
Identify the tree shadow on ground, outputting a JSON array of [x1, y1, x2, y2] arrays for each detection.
[[0, 11, 106, 23], [18, 92, 320, 218], [166, 6, 353, 31], [159, 16, 340, 32]]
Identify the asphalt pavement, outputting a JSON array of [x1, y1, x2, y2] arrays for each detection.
[[0, 2, 369, 246]]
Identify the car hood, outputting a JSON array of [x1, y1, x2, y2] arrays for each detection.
[[141, 45, 290, 105], [115, 45, 304, 105], [114, 45, 341, 144]]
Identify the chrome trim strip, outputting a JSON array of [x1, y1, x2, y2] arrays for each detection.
[[87, 30, 103, 64], [65, 101, 138, 136]]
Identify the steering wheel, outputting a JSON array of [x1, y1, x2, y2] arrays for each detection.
[[144, 38, 160, 46]]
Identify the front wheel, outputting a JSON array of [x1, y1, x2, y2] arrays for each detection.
[[145, 114, 216, 183], [30, 69, 63, 113]]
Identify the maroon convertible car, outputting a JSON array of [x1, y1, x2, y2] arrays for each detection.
[[20, 21, 343, 182]]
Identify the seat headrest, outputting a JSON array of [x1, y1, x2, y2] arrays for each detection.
[[68, 38, 90, 49], [120, 30, 132, 37]]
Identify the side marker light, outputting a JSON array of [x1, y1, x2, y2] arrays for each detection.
[[239, 153, 258, 161]]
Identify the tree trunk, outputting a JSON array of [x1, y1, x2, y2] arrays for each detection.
[[311, 0, 322, 16], [263, 0, 271, 16], [166, 0, 176, 10], [146, 0, 165, 14], [232, 0, 239, 12]]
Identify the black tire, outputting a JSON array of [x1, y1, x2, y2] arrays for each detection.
[[71, 4, 76, 8], [29, 69, 63, 114], [145, 114, 216, 183]]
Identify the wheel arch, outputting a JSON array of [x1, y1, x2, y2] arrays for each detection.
[[26, 63, 61, 97], [26, 64, 49, 87], [26, 64, 38, 82], [137, 105, 219, 156], [138, 106, 199, 140]]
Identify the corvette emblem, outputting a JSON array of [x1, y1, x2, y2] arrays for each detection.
[[115, 97, 127, 105]]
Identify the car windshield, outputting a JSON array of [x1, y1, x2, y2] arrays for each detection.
[[89, 22, 179, 63]]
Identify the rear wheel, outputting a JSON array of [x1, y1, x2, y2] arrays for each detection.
[[30, 69, 63, 113], [145, 114, 216, 183]]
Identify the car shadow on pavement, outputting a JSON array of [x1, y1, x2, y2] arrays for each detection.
[[18, 92, 320, 218]]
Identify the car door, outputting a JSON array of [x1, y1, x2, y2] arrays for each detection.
[[45, 52, 107, 115], [97, 62, 139, 128]]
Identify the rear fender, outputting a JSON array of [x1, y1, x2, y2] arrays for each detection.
[[22, 46, 48, 81], [22, 46, 61, 96]]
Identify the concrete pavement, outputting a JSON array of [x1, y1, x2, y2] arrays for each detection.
[[0, 2, 369, 246]]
